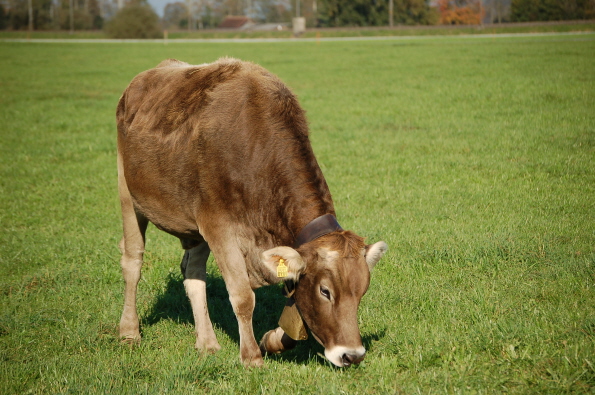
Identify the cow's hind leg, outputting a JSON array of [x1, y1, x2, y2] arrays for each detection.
[[180, 241, 221, 353], [117, 151, 148, 342]]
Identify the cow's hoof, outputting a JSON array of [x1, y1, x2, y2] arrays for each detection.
[[195, 341, 221, 354], [243, 355, 264, 368], [120, 334, 141, 345], [241, 346, 265, 368], [119, 322, 140, 343]]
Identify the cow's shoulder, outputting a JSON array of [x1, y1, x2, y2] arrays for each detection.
[[155, 58, 190, 69], [124, 57, 283, 100]]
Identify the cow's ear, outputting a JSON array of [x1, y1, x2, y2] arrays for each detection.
[[261, 246, 306, 281], [364, 241, 388, 271]]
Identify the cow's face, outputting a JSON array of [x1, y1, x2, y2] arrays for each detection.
[[262, 232, 387, 367]]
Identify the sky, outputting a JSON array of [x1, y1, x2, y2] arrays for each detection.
[[148, 0, 170, 16]]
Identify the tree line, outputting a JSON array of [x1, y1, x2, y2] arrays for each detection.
[[510, 0, 594, 22], [0, 0, 592, 32], [1, 0, 105, 30]]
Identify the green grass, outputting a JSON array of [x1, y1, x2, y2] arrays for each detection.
[[1, 33, 594, 393]]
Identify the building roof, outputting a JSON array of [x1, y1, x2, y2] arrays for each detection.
[[218, 16, 253, 29]]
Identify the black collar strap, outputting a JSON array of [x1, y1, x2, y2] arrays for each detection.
[[293, 214, 342, 249]]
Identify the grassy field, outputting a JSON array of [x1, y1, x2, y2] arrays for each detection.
[[1, 33, 594, 393]]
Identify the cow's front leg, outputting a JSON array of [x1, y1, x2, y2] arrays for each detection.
[[230, 286, 262, 367], [180, 241, 221, 353], [213, 245, 263, 367], [259, 327, 297, 355]]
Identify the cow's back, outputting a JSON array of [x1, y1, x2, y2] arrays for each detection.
[[117, 58, 333, 247]]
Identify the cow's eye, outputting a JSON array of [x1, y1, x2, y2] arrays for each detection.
[[320, 286, 331, 300]]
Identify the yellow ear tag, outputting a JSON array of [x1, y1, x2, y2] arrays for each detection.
[[277, 258, 288, 278]]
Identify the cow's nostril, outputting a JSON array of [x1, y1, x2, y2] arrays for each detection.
[[341, 353, 352, 366], [341, 352, 365, 366]]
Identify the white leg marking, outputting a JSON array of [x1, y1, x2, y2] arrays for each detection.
[[183, 244, 221, 353]]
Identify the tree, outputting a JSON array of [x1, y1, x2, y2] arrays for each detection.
[[317, 0, 437, 27], [104, 0, 162, 38], [221, 0, 243, 16], [438, 0, 483, 24], [316, 0, 386, 26], [510, 0, 595, 21], [260, 0, 292, 23], [0, 3, 7, 29], [5, 0, 103, 30], [8, 0, 56, 30], [483, 0, 511, 23], [58, 0, 104, 30], [393, 0, 439, 25], [163, 1, 187, 28]]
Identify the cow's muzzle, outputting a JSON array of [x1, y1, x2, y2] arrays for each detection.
[[341, 352, 365, 366], [324, 346, 366, 367]]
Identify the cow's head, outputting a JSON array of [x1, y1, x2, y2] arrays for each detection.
[[262, 231, 387, 367]]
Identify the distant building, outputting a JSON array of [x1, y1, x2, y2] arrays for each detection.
[[218, 15, 255, 29]]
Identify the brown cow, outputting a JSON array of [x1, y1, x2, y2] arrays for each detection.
[[116, 58, 387, 367]]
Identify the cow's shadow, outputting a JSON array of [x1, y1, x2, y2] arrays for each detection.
[[143, 266, 386, 366]]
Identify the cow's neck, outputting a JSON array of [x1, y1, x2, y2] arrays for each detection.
[[274, 140, 336, 246]]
